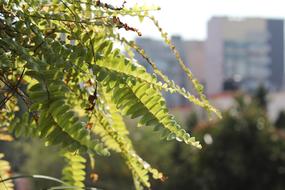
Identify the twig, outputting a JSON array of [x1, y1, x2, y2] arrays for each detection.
[[0, 68, 26, 108], [95, 0, 126, 11], [0, 175, 8, 190]]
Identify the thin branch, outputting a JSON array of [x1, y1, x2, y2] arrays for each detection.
[[0, 175, 8, 190], [94, 0, 126, 11], [0, 175, 68, 186], [0, 68, 25, 108], [0, 93, 13, 109]]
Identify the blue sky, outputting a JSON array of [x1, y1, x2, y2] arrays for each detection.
[[114, 0, 285, 40]]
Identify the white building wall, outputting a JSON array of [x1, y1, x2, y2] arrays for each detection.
[[205, 17, 224, 95]]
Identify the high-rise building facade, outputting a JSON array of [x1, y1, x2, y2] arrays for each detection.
[[206, 17, 284, 95]]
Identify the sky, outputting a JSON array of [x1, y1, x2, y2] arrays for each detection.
[[114, 0, 285, 40]]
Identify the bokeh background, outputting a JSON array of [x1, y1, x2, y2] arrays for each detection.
[[2, 0, 285, 189]]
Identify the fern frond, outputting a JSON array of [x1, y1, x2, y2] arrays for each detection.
[[0, 1, 223, 189], [62, 152, 86, 188], [0, 110, 15, 142], [91, 86, 164, 188], [93, 59, 201, 148], [0, 112, 14, 190], [113, 81, 202, 148], [0, 106, 14, 190], [0, 153, 14, 190], [116, 35, 222, 118], [93, 52, 168, 90], [26, 67, 109, 155], [94, 111, 154, 188]]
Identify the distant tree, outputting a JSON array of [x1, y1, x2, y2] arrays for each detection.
[[163, 95, 285, 190], [186, 111, 198, 132], [275, 110, 285, 129], [254, 85, 268, 110]]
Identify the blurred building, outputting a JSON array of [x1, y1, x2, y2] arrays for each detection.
[[135, 36, 189, 107], [134, 36, 205, 107], [206, 17, 284, 95], [184, 40, 206, 89]]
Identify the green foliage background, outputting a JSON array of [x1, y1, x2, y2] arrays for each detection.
[[3, 93, 285, 190]]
